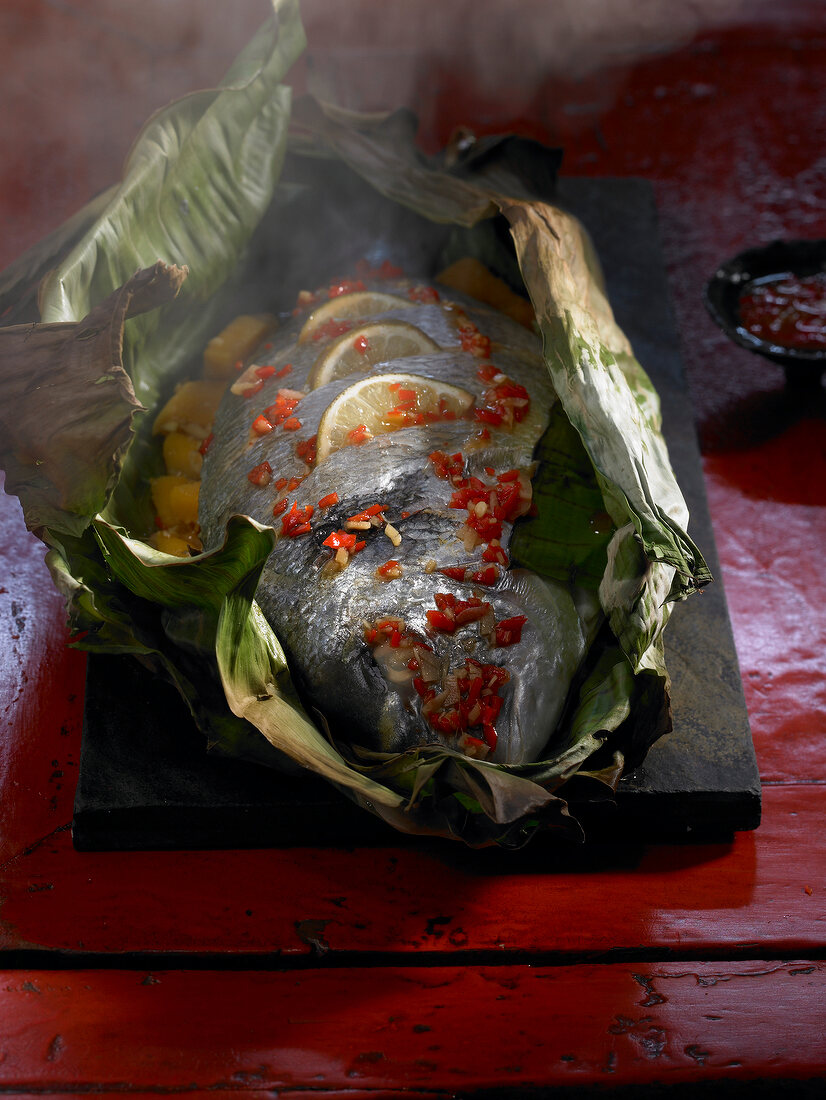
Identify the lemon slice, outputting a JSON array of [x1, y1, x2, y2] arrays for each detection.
[[307, 320, 441, 390], [298, 291, 414, 344], [316, 372, 475, 463]]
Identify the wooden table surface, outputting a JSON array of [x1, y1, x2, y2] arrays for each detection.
[[1, 1, 825, 1094]]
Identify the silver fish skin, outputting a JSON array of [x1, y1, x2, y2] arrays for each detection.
[[199, 280, 594, 765]]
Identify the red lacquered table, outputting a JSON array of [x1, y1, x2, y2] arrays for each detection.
[[1, 2, 825, 1094]]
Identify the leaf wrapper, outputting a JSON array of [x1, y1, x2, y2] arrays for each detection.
[[0, 262, 185, 538], [0, 14, 709, 846]]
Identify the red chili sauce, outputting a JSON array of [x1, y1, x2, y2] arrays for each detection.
[[738, 271, 826, 350]]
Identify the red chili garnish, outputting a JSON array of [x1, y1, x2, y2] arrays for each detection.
[[328, 278, 366, 299], [263, 392, 301, 426], [353, 540, 366, 552], [377, 560, 400, 579], [482, 540, 509, 566], [429, 450, 465, 482], [439, 566, 467, 581], [255, 365, 276, 379], [286, 476, 304, 492], [401, 510, 410, 519], [460, 325, 492, 358], [312, 319, 353, 342], [199, 433, 214, 456], [275, 363, 293, 378], [474, 378, 530, 428], [247, 461, 272, 487], [407, 284, 440, 304], [243, 379, 265, 398], [252, 414, 274, 436], [275, 477, 288, 491], [346, 503, 385, 523], [347, 424, 371, 445], [426, 609, 456, 634], [353, 334, 370, 355], [272, 498, 288, 517], [466, 511, 503, 543], [318, 491, 339, 509], [323, 529, 357, 551], [494, 616, 527, 647], [471, 565, 500, 586], [281, 501, 314, 538], [481, 725, 498, 751], [296, 435, 317, 465], [283, 417, 301, 431]]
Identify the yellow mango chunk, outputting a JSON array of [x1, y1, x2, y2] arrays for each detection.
[[149, 530, 192, 557], [437, 257, 536, 329], [163, 431, 203, 479], [150, 475, 201, 528], [203, 313, 278, 379], [153, 380, 225, 437]]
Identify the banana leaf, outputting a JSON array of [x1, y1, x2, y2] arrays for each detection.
[[0, 0, 709, 847]]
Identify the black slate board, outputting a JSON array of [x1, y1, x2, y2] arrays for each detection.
[[72, 174, 761, 851]]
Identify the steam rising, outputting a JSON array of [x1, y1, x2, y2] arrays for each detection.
[[302, 0, 756, 114]]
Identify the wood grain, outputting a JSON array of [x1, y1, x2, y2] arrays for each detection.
[[1, 963, 824, 1093], [1, 784, 823, 959]]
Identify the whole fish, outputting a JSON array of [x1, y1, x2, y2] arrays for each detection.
[[199, 278, 600, 765]]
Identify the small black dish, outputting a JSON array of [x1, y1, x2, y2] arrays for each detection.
[[704, 239, 826, 387]]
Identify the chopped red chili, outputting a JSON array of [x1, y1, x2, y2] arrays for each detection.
[[296, 435, 317, 465], [347, 424, 371, 445], [494, 616, 527, 647], [471, 565, 500, 586], [328, 278, 366, 299], [251, 414, 274, 436], [312, 318, 353, 342], [247, 461, 272, 487], [281, 501, 314, 538], [346, 503, 386, 523], [263, 392, 301, 426], [318, 492, 339, 509], [407, 284, 440, 304], [426, 609, 456, 634], [439, 566, 467, 581], [429, 450, 465, 482], [323, 529, 357, 551]]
